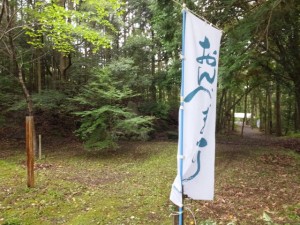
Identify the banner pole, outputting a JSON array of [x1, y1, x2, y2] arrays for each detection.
[[179, 4, 187, 225]]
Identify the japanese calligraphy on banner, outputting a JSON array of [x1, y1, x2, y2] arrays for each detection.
[[170, 10, 222, 207]]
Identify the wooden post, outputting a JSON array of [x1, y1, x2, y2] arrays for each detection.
[[26, 116, 34, 188], [173, 211, 179, 224], [38, 134, 42, 160]]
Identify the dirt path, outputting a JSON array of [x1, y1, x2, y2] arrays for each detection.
[[220, 124, 300, 153], [217, 124, 272, 147], [189, 124, 300, 224]]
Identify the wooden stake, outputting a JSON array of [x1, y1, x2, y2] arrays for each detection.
[[173, 207, 179, 225], [26, 116, 34, 188], [173, 205, 184, 225]]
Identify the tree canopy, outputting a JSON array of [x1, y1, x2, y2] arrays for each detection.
[[0, 0, 299, 148]]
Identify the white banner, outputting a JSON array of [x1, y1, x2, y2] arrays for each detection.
[[170, 10, 222, 207]]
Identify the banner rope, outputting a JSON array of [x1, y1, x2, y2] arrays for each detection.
[[169, 205, 197, 225], [185, 205, 197, 225], [171, 0, 222, 31]]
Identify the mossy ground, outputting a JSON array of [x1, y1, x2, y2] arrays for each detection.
[[0, 131, 299, 225]]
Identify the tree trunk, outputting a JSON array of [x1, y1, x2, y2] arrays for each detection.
[[285, 97, 292, 135], [150, 29, 156, 102], [258, 91, 263, 131], [216, 88, 226, 133], [226, 91, 232, 133], [59, 53, 71, 81], [267, 87, 272, 134], [5, 0, 38, 155], [275, 81, 282, 136], [18, 65, 38, 155], [222, 91, 227, 131], [295, 84, 300, 131], [231, 94, 236, 131], [18, 66, 34, 116], [264, 87, 271, 134], [241, 89, 248, 137], [250, 93, 255, 128], [37, 49, 42, 93]]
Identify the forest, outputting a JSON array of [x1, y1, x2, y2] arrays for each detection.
[[0, 0, 299, 146], [0, 0, 299, 224]]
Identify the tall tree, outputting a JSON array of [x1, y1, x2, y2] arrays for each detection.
[[0, 0, 122, 141], [219, 0, 299, 133]]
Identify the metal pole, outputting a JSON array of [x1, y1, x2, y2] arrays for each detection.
[[178, 4, 187, 225]]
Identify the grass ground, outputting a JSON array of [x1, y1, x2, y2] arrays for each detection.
[[0, 131, 299, 225]]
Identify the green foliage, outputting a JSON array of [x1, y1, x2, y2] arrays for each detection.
[[0, 75, 25, 125], [286, 132, 300, 138], [34, 90, 72, 112], [116, 115, 153, 140], [25, 0, 121, 53], [73, 68, 154, 150], [107, 57, 139, 89], [119, 35, 154, 91], [8, 90, 72, 113], [2, 0, 298, 137], [150, 0, 182, 88], [150, 1, 181, 54], [139, 101, 170, 120]]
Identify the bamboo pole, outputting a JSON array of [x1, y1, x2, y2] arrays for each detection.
[[26, 116, 34, 188]]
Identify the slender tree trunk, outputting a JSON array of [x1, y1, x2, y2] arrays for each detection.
[[6, 0, 37, 153], [0, 0, 7, 25], [231, 95, 236, 131], [285, 97, 292, 135], [216, 88, 226, 133], [241, 89, 248, 137], [51, 53, 57, 89], [222, 91, 227, 131], [295, 84, 300, 131], [275, 81, 282, 136], [250, 93, 255, 128], [150, 29, 156, 102], [18, 66, 34, 116], [227, 91, 232, 133], [267, 87, 273, 134], [37, 56, 42, 93], [18, 64, 38, 155], [258, 91, 263, 131]]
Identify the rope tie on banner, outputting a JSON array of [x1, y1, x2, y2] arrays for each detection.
[[169, 211, 183, 217], [169, 205, 197, 225], [171, 0, 222, 31], [177, 154, 185, 160]]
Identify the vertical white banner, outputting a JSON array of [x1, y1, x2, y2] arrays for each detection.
[[170, 10, 222, 207]]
